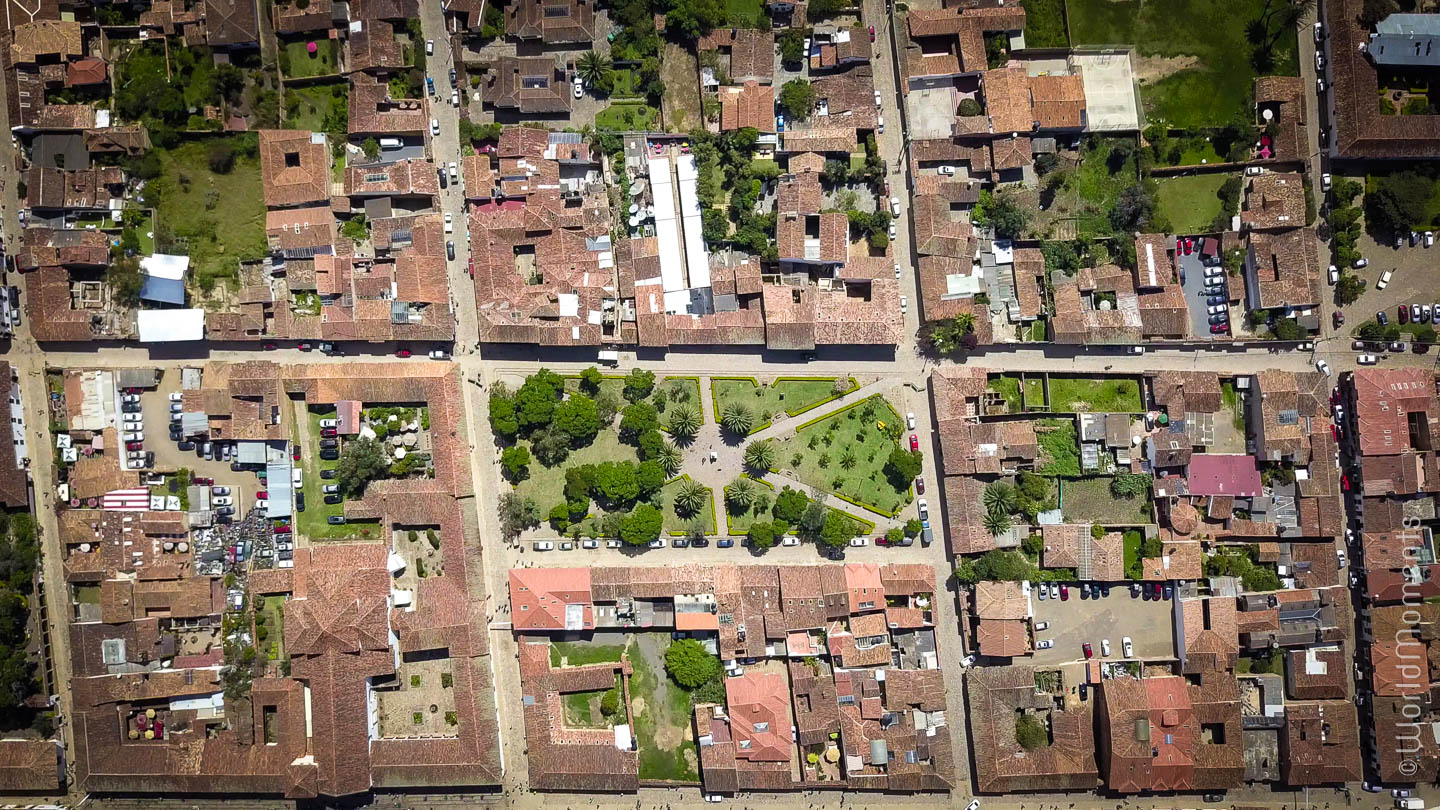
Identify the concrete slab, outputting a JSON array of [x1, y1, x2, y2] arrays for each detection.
[[1074, 52, 1140, 132], [907, 86, 961, 140]]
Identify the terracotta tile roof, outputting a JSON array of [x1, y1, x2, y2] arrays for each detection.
[[259, 130, 330, 208], [273, 0, 334, 32], [1371, 640, 1428, 696], [720, 82, 776, 132], [1351, 368, 1440, 457], [731, 29, 774, 82], [725, 672, 792, 761], [10, 19, 81, 63], [1282, 700, 1363, 786], [1285, 647, 1348, 700], [966, 665, 1097, 792], [984, 67, 1033, 134], [344, 158, 441, 196], [1329, 0, 1440, 158], [975, 618, 1028, 657], [348, 74, 429, 135], [203, 0, 260, 46], [1242, 172, 1306, 230], [974, 581, 1028, 620], [347, 19, 405, 73], [1245, 227, 1319, 309], [66, 56, 108, 87], [990, 134, 1032, 170], [1029, 73, 1086, 129], [507, 0, 595, 43], [1152, 371, 1223, 416], [486, 55, 572, 114]]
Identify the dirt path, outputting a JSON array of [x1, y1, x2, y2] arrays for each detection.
[[1133, 53, 1199, 85]]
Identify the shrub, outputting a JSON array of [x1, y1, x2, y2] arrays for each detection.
[[664, 638, 721, 688]]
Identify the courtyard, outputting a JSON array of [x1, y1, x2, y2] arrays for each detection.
[[1029, 589, 1177, 666]]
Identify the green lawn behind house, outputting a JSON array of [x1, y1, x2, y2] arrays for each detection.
[[724, 0, 767, 28], [1047, 377, 1143, 413], [146, 138, 266, 293], [285, 82, 348, 133], [627, 635, 700, 782], [282, 37, 338, 79], [1061, 477, 1153, 524], [1155, 174, 1230, 233], [1020, 0, 1069, 48], [1065, 0, 1298, 128], [597, 102, 660, 131], [550, 641, 627, 668]]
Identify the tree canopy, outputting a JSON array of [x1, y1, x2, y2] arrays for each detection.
[[336, 437, 388, 496], [664, 638, 722, 687]]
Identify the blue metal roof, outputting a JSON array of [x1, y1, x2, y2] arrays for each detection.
[[138, 275, 185, 305]]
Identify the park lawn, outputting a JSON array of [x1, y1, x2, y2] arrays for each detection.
[[597, 102, 659, 131], [1047, 377, 1143, 412], [775, 396, 910, 515], [285, 83, 347, 132], [550, 641, 626, 668], [988, 376, 1021, 413], [724, 0, 767, 28], [658, 476, 715, 536], [1062, 477, 1154, 524], [282, 37, 338, 78], [723, 477, 776, 536], [713, 377, 850, 433], [561, 376, 704, 424], [149, 138, 266, 289], [514, 430, 639, 515], [1065, 0, 1298, 128], [1155, 174, 1230, 233], [1021, 0, 1069, 48], [627, 635, 700, 782]]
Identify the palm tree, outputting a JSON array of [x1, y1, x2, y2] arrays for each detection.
[[726, 477, 756, 513], [744, 440, 776, 472], [839, 450, 857, 470], [721, 402, 754, 435], [668, 406, 701, 442], [655, 441, 683, 477], [983, 510, 1012, 537], [576, 50, 613, 88], [983, 482, 1017, 517], [675, 481, 709, 517]]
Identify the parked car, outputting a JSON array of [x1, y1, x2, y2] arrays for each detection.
[[717, 538, 734, 548], [319, 418, 339, 428], [320, 449, 339, 460], [532, 541, 554, 551], [322, 484, 339, 494], [915, 476, 925, 493], [781, 535, 800, 546], [1122, 636, 1134, 657], [1082, 642, 1093, 659], [1315, 360, 1332, 377], [1378, 310, 1390, 326], [1059, 584, 1069, 601], [849, 536, 867, 547], [1036, 639, 1054, 649], [324, 494, 342, 505], [1358, 354, 1379, 365], [328, 516, 346, 525], [909, 434, 918, 450], [429, 349, 450, 359], [1101, 639, 1111, 657]]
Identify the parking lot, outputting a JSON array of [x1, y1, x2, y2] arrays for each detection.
[[1175, 237, 1231, 339], [1028, 587, 1178, 665]]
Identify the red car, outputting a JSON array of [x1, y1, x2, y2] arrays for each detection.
[[1400, 305, 1410, 324], [194, 477, 213, 486], [467, 259, 475, 278], [274, 525, 292, 534], [1333, 311, 1345, 328], [263, 343, 277, 350], [298, 343, 312, 351], [874, 535, 887, 546], [868, 24, 875, 41], [1211, 324, 1229, 334], [292, 446, 300, 461], [1182, 238, 1193, 255], [1059, 584, 1069, 601], [1331, 424, 1340, 441], [915, 476, 925, 493], [125, 441, 143, 451], [1083, 642, 1094, 659], [257, 490, 269, 500], [396, 349, 412, 358], [1341, 475, 1350, 492], [909, 434, 919, 451], [321, 428, 337, 437]]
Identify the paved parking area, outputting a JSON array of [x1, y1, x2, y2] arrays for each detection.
[[145, 370, 262, 506], [1029, 588, 1177, 665], [1175, 240, 1226, 338]]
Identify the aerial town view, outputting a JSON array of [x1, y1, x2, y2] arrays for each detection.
[[0, 0, 1437, 807]]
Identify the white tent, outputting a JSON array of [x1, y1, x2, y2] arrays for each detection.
[[137, 309, 204, 342]]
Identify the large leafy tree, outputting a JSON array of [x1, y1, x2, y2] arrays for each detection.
[[554, 394, 601, 446], [664, 638, 721, 687], [619, 504, 664, 546], [337, 437, 388, 496], [772, 486, 809, 523]]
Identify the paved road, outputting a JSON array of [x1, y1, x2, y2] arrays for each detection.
[[420, 3, 480, 350]]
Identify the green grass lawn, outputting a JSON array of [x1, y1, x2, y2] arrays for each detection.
[[608, 68, 642, 99], [712, 377, 852, 433], [627, 635, 700, 782], [724, 0, 767, 28], [285, 82, 348, 132], [658, 476, 715, 536], [563, 689, 611, 728], [282, 37, 338, 78], [514, 430, 640, 516], [562, 376, 704, 425], [988, 377, 1022, 413], [1024, 378, 1046, 410], [147, 137, 266, 292], [1037, 418, 1081, 476], [1047, 377, 1143, 412], [1155, 174, 1230, 233], [293, 405, 377, 540], [1021, 0, 1069, 48], [258, 595, 287, 663], [1062, 477, 1153, 524], [1055, 137, 1142, 238], [722, 477, 775, 536], [550, 641, 627, 668], [597, 102, 659, 131], [1065, 0, 1298, 128], [775, 395, 910, 515]]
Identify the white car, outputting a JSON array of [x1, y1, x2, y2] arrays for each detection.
[[906, 412, 916, 429], [451, 90, 459, 107], [122, 412, 143, 423], [1101, 638, 1112, 657], [874, 90, 882, 108], [1203, 265, 1223, 277], [877, 115, 884, 133], [1036, 639, 1054, 649], [1317, 77, 1326, 93], [1426, 231, 1434, 247], [1378, 269, 1393, 289], [448, 161, 458, 181], [532, 541, 554, 551], [430, 118, 439, 136], [1357, 354, 1379, 365], [444, 212, 454, 233], [1246, 166, 1264, 176], [605, 539, 623, 548], [1315, 52, 1325, 71], [582, 539, 599, 549], [255, 498, 268, 510], [573, 77, 584, 98], [893, 263, 901, 279], [213, 496, 234, 506], [917, 498, 929, 519], [428, 349, 450, 359], [211, 486, 230, 496], [1208, 304, 1227, 315], [1122, 636, 1134, 658], [781, 535, 800, 547], [1035, 621, 1049, 631], [1314, 21, 1324, 41], [966, 800, 981, 810], [1048, 583, 1058, 600], [888, 221, 897, 239], [900, 295, 908, 313], [122, 393, 140, 404], [647, 539, 665, 549], [1322, 173, 1332, 191], [850, 537, 868, 547], [426, 39, 434, 55], [938, 165, 956, 175], [1328, 264, 1339, 285], [169, 392, 183, 402], [319, 418, 339, 428], [1353, 257, 1369, 268], [1315, 359, 1331, 377], [890, 196, 901, 216]]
